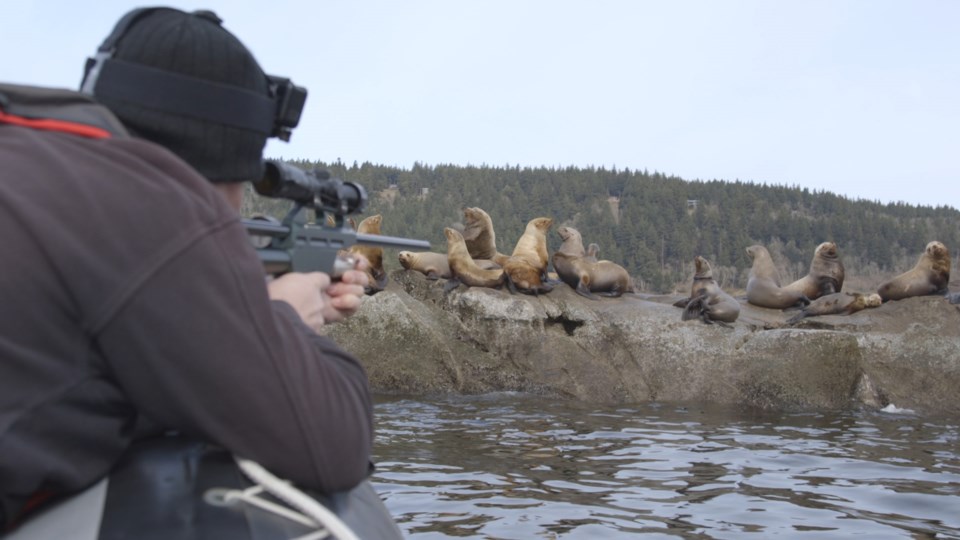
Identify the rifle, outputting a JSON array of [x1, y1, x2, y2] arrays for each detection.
[[243, 160, 430, 276]]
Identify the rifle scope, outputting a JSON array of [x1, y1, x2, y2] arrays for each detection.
[[253, 160, 367, 216]]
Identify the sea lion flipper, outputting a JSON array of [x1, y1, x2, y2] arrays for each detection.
[[681, 296, 705, 321], [504, 273, 518, 295], [575, 281, 598, 300], [786, 310, 808, 324], [374, 269, 389, 290], [673, 298, 691, 309], [529, 281, 555, 296], [443, 278, 462, 294], [818, 278, 839, 296]]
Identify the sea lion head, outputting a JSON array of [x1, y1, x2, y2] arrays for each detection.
[[462, 207, 479, 221], [925, 240, 949, 261], [527, 217, 553, 232], [863, 293, 882, 308], [745, 245, 769, 261], [444, 227, 463, 243], [924, 240, 951, 276], [694, 256, 713, 279], [357, 214, 382, 234], [557, 226, 580, 242], [816, 242, 839, 260], [586, 243, 600, 258], [398, 251, 416, 269]]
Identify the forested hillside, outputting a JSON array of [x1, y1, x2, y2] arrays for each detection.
[[244, 160, 960, 293]]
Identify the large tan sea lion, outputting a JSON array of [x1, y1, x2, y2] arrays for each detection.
[[783, 242, 845, 300], [398, 251, 451, 280], [503, 217, 554, 295], [675, 256, 740, 325], [877, 241, 951, 302], [745, 244, 810, 309], [462, 207, 510, 266], [443, 228, 506, 292], [349, 214, 388, 294], [786, 292, 882, 324]]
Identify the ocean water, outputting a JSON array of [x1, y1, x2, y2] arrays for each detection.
[[371, 394, 960, 539]]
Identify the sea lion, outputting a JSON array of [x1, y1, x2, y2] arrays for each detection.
[[783, 242, 845, 300], [584, 243, 600, 263], [348, 214, 388, 294], [745, 244, 810, 309], [552, 251, 634, 299], [462, 207, 510, 266], [786, 292, 882, 324], [443, 227, 506, 292], [503, 217, 554, 295], [324, 214, 357, 230], [510, 217, 553, 270], [502, 256, 553, 295], [877, 241, 951, 302], [675, 256, 740, 324], [555, 226, 586, 257], [398, 251, 451, 280]]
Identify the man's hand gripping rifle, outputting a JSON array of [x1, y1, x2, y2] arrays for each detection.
[[243, 160, 430, 277]]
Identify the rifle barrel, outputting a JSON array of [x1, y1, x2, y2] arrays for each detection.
[[354, 233, 430, 250]]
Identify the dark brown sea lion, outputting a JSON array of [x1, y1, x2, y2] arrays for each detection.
[[877, 241, 951, 302], [398, 251, 451, 280], [745, 244, 810, 309], [552, 252, 634, 299], [443, 228, 506, 292], [503, 217, 554, 295], [675, 256, 740, 324], [783, 242, 845, 300], [786, 292, 882, 324], [349, 214, 388, 294], [462, 207, 510, 266]]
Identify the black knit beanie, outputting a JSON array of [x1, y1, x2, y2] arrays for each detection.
[[91, 9, 269, 183]]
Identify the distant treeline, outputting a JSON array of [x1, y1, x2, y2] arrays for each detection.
[[245, 160, 960, 293]]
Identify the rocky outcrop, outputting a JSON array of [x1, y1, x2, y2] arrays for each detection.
[[325, 270, 960, 415]]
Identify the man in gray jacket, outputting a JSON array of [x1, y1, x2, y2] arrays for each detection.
[[0, 7, 392, 537]]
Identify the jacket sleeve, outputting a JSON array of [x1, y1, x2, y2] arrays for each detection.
[[94, 219, 373, 493]]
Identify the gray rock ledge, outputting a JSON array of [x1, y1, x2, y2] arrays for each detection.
[[325, 270, 960, 415]]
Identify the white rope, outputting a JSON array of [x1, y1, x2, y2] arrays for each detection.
[[204, 457, 361, 540], [234, 458, 361, 540]]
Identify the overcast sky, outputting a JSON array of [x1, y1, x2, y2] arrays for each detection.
[[3, 1, 957, 209]]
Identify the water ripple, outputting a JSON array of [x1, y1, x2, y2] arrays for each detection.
[[372, 395, 960, 538]]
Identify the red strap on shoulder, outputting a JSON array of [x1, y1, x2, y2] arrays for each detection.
[[0, 110, 112, 139], [4, 490, 56, 532]]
